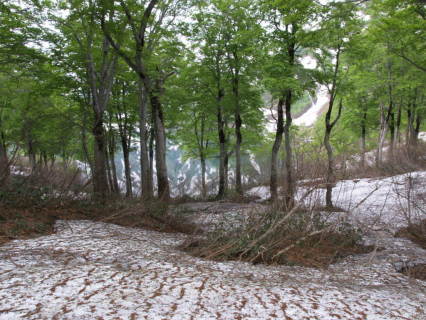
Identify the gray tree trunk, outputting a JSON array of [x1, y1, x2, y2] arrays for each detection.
[[137, 79, 153, 199], [150, 92, 170, 200], [0, 132, 9, 185], [270, 98, 284, 202], [217, 87, 227, 199]]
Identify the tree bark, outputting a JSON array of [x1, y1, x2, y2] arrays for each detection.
[[283, 35, 296, 209], [0, 131, 9, 185], [107, 119, 120, 194], [323, 43, 343, 208], [148, 124, 155, 190], [233, 75, 243, 196], [270, 98, 284, 202], [150, 91, 170, 200], [109, 144, 120, 194], [388, 102, 395, 160], [200, 155, 207, 199], [105, 144, 114, 193], [395, 100, 402, 146], [217, 86, 227, 199], [360, 101, 367, 169], [92, 117, 109, 198], [121, 135, 132, 197], [137, 79, 153, 199], [86, 30, 117, 200], [283, 89, 294, 209], [376, 103, 388, 167]]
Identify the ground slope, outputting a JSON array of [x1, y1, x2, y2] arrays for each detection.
[[0, 218, 425, 320]]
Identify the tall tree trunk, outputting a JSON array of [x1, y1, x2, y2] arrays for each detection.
[[386, 60, 395, 161], [195, 112, 208, 199], [388, 102, 395, 161], [121, 136, 132, 198], [233, 76, 243, 196], [217, 87, 227, 199], [323, 43, 344, 208], [324, 124, 334, 208], [270, 98, 284, 202], [200, 155, 207, 199], [138, 79, 153, 199], [395, 100, 402, 146], [360, 103, 367, 169], [105, 146, 114, 193], [107, 116, 120, 194], [149, 124, 155, 189], [108, 134, 120, 194], [376, 104, 388, 167], [283, 36, 296, 209], [407, 90, 420, 161], [0, 132, 9, 185], [28, 137, 37, 173], [150, 92, 170, 200], [92, 118, 109, 199], [283, 89, 294, 209], [86, 34, 117, 200]]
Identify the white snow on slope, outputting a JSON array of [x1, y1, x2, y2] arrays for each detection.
[[264, 85, 329, 133], [294, 86, 329, 127], [248, 171, 426, 230], [0, 219, 425, 320]]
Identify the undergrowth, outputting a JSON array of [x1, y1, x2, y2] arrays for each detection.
[[181, 206, 373, 268]]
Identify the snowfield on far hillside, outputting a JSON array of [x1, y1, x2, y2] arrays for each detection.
[[0, 171, 425, 319], [249, 171, 426, 232]]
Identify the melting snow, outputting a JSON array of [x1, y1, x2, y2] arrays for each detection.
[[1, 171, 426, 319], [0, 220, 425, 319], [294, 86, 329, 127]]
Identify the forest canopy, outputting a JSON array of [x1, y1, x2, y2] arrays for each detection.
[[0, 0, 425, 203]]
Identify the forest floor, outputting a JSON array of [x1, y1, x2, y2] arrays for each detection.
[[0, 172, 426, 319]]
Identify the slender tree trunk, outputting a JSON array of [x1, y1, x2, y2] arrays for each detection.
[[324, 125, 334, 208], [105, 146, 114, 193], [150, 92, 170, 200], [376, 104, 388, 167], [283, 89, 294, 209], [149, 124, 155, 188], [201, 155, 207, 199], [121, 137, 132, 197], [107, 116, 119, 194], [386, 60, 395, 161], [407, 90, 420, 161], [109, 135, 120, 194], [80, 104, 94, 174], [270, 98, 284, 202], [137, 79, 153, 199], [283, 33, 296, 209], [360, 115, 367, 169], [195, 113, 208, 200], [388, 102, 395, 161], [324, 95, 343, 209], [233, 76, 243, 195], [414, 113, 422, 146], [0, 132, 9, 185], [395, 100, 402, 146], [217, 87, 227, 199], [323, 43, 344, 208], [28, 138, 37, 173]]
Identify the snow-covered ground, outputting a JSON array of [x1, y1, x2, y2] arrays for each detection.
[[0, 220, 425, 320], [0, 171, 426, 319], [249, 171, 426, 231]]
